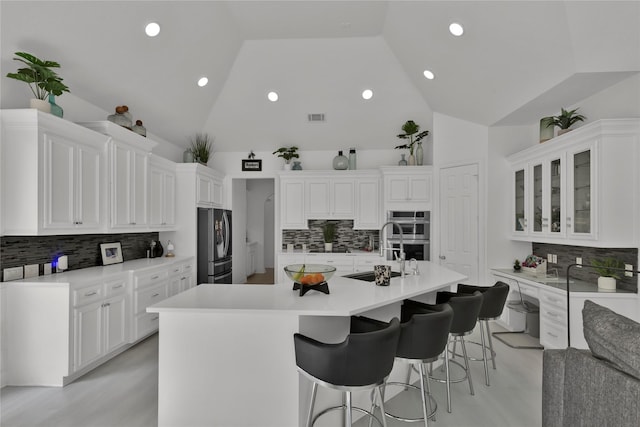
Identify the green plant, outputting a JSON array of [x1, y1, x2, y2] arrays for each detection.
[[395, 120, 429, 155], [322, 222, 337, 243], [591, 257, 624, 279], [6, 52, 70, 100], [272, 146, 299, 163], [547, 108, 586, 130], [190, 133, 213, 164]]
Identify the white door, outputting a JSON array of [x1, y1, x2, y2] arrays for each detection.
[[439, 164, 479, 284]]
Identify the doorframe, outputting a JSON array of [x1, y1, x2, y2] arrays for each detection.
[[435, 160, 486, 285]]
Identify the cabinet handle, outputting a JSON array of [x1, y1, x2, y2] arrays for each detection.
[[181, 276, 187, 280], [173, 268, 180, 273], [547, 297, 560, 303], [546, 311, 560, 318], [103, 302, 110, 307], [151, 275, 160, 280], [85, 291, 98, 297], [547, 332, 558, 338], [113, 284, 124, 289], [151, 316, 159, 321], [152, 293, 160, 298], [184, 265, 192, 270]]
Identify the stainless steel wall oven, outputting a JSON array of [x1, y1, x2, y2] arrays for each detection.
[[385, 211, 430, 261]]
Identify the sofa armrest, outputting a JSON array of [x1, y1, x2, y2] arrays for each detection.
[[542, 349, 567, 427]]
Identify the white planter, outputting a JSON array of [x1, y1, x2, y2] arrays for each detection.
[[324, 243, 333, 252], [283, 163, 292, 171], [30, 98, 51, 113], [597, 276, 616, 290]]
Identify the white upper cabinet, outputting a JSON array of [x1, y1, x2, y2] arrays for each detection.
[[305, 178, 355, 219], [354, 176, 381, 229], [149, 154, 177, 229], [508, 119, 639, 247], [279, 175, 307, 230], [79, 121, 157, 231], [0, 109, 109, 235], [381, 166, 432, 211]]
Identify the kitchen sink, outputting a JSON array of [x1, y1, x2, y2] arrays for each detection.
[[342, 271, 402, 282]]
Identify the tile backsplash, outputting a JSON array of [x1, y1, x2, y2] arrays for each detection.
[[282, 220, 379, 252], [1, 232, 159, 281], [532, 242, 638, 292]]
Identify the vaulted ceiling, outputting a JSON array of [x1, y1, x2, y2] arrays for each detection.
[[1, 1, 639, 151]]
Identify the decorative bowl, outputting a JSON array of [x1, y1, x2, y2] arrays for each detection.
[[284, 264, 336, 296]]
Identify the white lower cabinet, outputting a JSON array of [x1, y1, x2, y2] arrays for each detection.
[[132, 269, 168, 341], [73, 277, 128, 372]]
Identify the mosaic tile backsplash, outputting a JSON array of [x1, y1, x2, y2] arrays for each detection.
[[282, 220, 379, 252], [531, 242, 638, 292], [0, 232, 159, 281]]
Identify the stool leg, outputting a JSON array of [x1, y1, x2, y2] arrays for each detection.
[[444, 338, 452, 413], [460, 336, 475, 395], [405, 363, 412, 390], [418, 363, 429, 427], [377, 386, 389, 427], [485, 321, 497, 369], [480, 320, 490, 386], [306, 382, 317, 427], [425, 364, 435, 421], [345, 391, 352, 426]]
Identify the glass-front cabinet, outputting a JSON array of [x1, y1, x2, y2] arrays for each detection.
[[513, 166, 528, 234], [567, 143, 595, 239]]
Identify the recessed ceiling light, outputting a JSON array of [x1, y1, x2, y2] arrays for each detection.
[[197, 77, 208, 87], [145, 22, 160, 37], [423, 70, 435, 80], [362, 89, 373, 100], [268, 91, 279, 102], [449, 22, 464, 36]]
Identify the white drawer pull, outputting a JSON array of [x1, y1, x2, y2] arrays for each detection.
[[85, 291, 98, 297]]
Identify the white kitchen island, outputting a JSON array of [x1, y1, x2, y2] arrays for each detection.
[[148, 261, 466, 427]]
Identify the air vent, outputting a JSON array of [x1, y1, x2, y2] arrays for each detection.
[[307, 113, 325, 122]]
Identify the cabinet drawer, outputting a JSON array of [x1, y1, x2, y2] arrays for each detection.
[[517, 281, 539, 299], [168, 265, 182, 276], [105, 279, 127, 297], [134, 270, 168, 289], [73, 283, 103, 306], [307, 256, 354, 270], [540, 290, 566, 310], [135, 284, 167, 313], [354, 257, 385, 272], [540, 304, 567, 327], [540, 319, 567, 349], [135, 312, 160, 340]]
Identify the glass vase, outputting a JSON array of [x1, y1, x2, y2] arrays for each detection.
[[333, 151, 348, 170], [416, 142, 424, 165], [398, 154, 407, 166], [48, 94, 63, 118]]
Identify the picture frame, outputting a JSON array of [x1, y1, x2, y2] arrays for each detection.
[[242, 159, 262, 171], [100, 242, 123, 265]]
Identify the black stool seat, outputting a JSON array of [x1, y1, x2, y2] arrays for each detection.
[[294, 316, 400, 427], [379, 302, 453, 425], [456, 282, 510, 385]]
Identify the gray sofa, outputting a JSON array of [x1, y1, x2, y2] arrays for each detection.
[[542, 300, 640, 427]]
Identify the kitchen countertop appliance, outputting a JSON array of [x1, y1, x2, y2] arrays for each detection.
[[198, 207, 232, 284], [385, 210, 430, 261]]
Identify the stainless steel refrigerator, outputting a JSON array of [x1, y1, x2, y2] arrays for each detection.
[[197, 207, 232, 284]]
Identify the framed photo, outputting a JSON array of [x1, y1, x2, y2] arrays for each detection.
[[242, 159, 262, 171], [100, 242, 123, 265]]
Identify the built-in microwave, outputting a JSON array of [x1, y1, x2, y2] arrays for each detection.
[[386, 211, 430, 240]]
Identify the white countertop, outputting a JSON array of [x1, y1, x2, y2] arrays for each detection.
[[5, 256, 193, 285], [279, 249, 382, 256], [148, 261, 466, 316]]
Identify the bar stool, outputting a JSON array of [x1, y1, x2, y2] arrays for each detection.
[[294, 316, 401, 427], [457, 282, 510, 386], [379, 301, 453, 426], [431, 290, 483, 413]]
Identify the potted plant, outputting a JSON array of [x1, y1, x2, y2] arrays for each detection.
[[190, 133, 213, 165], [272, 146, 299, 170], [322, 222, 337, 252], [591, 257, 624, 290], [5, 51, 70, 113], [513, 259, 522, 272], [547, 107, 586, 136], [395, 120, 429, 165]]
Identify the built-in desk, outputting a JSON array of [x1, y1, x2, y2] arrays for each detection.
[[148, 261, 466, 427], [491, 269, 638, 350]]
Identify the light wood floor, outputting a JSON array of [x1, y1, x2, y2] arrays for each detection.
[[245, 267, 275, 284], [1, 325, 542, 427]]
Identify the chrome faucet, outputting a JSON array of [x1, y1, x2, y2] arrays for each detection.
[[379, 221, 405, 277], [409, 258, 420, 275]]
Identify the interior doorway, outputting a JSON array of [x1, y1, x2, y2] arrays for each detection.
[[439, 163, 480, 284], [244, 178, 275, 283]]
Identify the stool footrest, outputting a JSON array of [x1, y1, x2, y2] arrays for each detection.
[[312, 404, 384, 427], [379, 381, 437, 423]]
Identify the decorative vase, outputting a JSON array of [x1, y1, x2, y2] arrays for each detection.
[[283, 162, 292, 171], [30, 98, 51, 113], [324, 242, 333, 252], [131, 120, 146, 137], [398, 154, 407, 166], [107, 107, 132, 129], [48, 95, 63, 118], [415, 142, 424, 165], [333, 151, 348, 170], [539, 117, 554, 142], [408, 154, 416, 166], [292, 161, 302, 170], [348, 148, 357, 170], [183, 149, 194, 163], [597, 276, 616, 290]]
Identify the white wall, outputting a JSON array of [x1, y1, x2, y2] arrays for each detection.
[[232, 180, 248, 284]]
